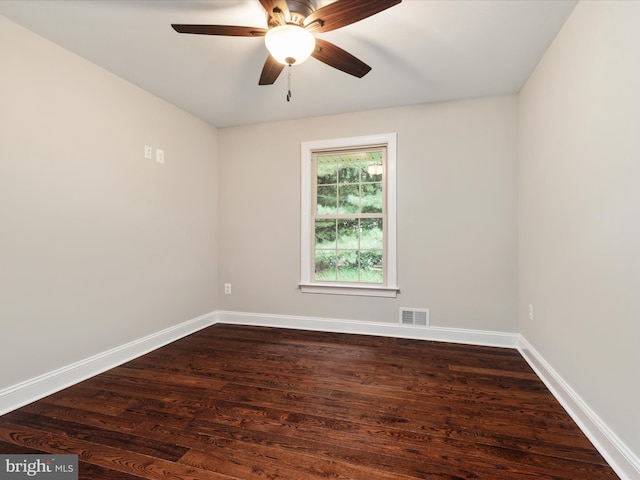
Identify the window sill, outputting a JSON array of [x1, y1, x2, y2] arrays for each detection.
[[299, 283, 399, 298]]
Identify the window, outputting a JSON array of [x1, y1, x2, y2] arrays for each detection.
[[300, 133, 398, 297]]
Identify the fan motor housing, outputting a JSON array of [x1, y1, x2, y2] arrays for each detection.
[[268, 0, 316, 26], [288, 0, 316, 17]]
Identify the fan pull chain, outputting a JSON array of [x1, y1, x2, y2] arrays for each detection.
[[287, 65, 292, 102]]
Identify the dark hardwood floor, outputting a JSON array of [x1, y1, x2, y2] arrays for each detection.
[[0, 324, 619, 479]]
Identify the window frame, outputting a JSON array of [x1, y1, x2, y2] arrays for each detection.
[[300, 133, 398, 297]]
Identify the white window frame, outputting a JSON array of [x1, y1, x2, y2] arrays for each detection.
[[300, 133, 398, 297]]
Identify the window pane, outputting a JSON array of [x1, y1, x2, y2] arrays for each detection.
[[360, 218, 383, 249], [315, 219, 336, 249], [337, 251, 359, 281], [361, 183, 383, 213], [360, 250, 384, 283], [306, 138, 393, 290], [338, 163, 360, 184], [316, 185, 337, 214], [338, 184, 360, 214], [337, 219, 359, 249], [314, 250, 336, 281], [317, 162, 337, 185]]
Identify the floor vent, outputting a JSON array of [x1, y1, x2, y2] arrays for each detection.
[[399, 308, 429, 327]]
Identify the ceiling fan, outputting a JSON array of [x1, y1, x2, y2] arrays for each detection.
[[171, 0, 402, 86]]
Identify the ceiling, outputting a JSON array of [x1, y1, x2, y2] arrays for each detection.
[[0, 0, 576, 128]]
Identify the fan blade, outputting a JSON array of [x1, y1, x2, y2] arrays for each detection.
[[171, 24, 267, 37], [259, 0, 291, 25], [311, 38, 371, 78], [304, 0, 401, 33], [259, 55, 286, 85]]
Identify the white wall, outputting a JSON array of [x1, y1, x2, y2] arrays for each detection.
[[218, 96, 518, 333], [0, 17, 219, 389], [519, 0, 640, 458]]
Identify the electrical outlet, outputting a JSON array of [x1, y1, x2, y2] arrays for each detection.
[[144, 145, 152, 160], [528, 304, 534, 321], [156, 148, 165, 164], [224, 283, 232, 295]]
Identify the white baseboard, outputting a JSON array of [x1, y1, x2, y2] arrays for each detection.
[[214, 310, 520, 348], [0, 312, 216, 416], [518, 336, 640, 480]]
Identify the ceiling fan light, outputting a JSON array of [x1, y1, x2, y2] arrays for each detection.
[[367, 164, 384, 176], [265, 25, 316, 66]]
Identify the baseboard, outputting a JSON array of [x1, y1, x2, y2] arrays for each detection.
[[0, 312, 216, 416], [518, 336, 640, 480], [214, 310, 519, 348]]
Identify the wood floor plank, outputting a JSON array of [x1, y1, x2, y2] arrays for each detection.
[[2, 410, 189, 461], [0, 423, 234, 480], [0, 324, 619, 479]]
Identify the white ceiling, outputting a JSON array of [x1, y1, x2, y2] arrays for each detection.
[[0, 0, 576, 128]]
